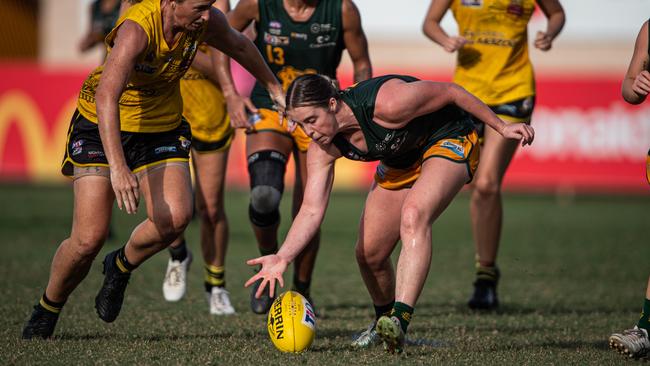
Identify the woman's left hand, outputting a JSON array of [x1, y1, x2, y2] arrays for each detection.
[[500, 123, 535, 146]]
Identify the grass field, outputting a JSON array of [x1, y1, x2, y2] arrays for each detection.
[[1, 183, 648, 364]]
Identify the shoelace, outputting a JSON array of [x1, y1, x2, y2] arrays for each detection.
[[165, 264, 184, 287], [212, 290, 232, 309]]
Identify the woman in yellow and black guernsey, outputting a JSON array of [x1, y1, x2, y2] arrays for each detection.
[[608, 19, 650, 360], [21, 0, 283, 340], [423, 0, 565, 310], [216, 0, 372, 315]]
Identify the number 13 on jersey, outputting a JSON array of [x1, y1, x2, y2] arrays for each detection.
[[266, 45, 285, 66]]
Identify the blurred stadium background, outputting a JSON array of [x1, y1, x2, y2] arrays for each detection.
[[1, 0, 649, 193]]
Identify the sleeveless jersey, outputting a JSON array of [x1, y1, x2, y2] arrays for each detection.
[[450, 0, 535, 105], [180, 45, 229, 141], [250, 0, 344, 110], [77, 0, 206, 133], [335, 75, 474, 169]]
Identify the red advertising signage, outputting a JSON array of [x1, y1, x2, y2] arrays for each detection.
[[0, 63, 648, 193]]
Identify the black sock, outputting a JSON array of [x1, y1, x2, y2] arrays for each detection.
[[638, 298, 650, 331], [391, 302, 414, 333], [169, 240, 188, 262], [39, 293, 65, 314], [259, 245, 278, 257], [293, 276, 311, 298], [374, 301, 395, 321], [115, 246, 136, 273], [204, 264, 225, 292]]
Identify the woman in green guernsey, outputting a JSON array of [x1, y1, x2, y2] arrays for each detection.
[[245, 74, 534, 353], [21, 0, 283, 339], [215, 0, 372, 315]]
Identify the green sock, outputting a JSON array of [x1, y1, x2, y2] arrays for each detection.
[[637, 298, 650, 331], [39, 293, 65, 314], [391, 302, 414, 333]]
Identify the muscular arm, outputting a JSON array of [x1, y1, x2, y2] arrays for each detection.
[[422, 0, 466, 53], [214, 0, 259, 99], [341, 0, 372, 82], [95, 20, 148, 213], [622, 21, 650, 104], [375, 80, 507, 134], [275, 144, 338, 263], [204, 7, 281, 98]]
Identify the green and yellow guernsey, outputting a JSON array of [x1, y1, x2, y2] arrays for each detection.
[[336, 75, 475, 169], [251, 0, 344, 110]]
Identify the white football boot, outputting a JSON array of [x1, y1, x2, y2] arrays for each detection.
[[351, 321, 380, 348], [609, 326, 650, 359], [206, 287, 236, 315], [162, 251, 192, 302], [376, 316, 405, 354]]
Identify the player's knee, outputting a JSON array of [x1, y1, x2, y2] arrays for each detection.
[[473, 176, 501, 198], [197, 201, 225, 226], [70, 234, 105, 259], [248, 150, 287, 227], [400, 204, 428, 238], [154, 209, 192, 241], [355, 241, 386, 270]]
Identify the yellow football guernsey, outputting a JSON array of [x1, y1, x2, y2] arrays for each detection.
[[451, 0, 536, 105], [77, 0, 206, 133], [180, 45, 232, 144]]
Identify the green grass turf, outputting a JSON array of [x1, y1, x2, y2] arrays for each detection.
[[0, 183, 648, 364]]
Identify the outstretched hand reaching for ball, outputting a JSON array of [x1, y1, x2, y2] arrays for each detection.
[[245, 254, 289, 298]]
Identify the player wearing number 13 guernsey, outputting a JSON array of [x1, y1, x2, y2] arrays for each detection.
[[215, 0, 371, 315]]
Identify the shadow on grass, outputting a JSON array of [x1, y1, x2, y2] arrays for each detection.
[[55, 332, 230, 342]]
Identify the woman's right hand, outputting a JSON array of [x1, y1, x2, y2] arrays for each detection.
[[244, 254, 289, 298], [110, 165, 139, 214], [225, 93, 259, 130], [632, 70, 650, 97]]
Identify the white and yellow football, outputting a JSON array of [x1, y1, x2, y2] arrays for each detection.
[[267, 291, 316, 353]]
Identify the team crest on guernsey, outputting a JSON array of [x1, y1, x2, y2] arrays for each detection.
[[507, 0, 524, 16], [461, 0, 482, 7]]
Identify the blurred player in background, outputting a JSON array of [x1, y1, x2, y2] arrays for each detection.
[[21, 0, 283, 339], [79, 0, 122, 55], [216, 0, 372, 315], [608, 18, 650, 360], [245, 73, 534, 353], [422, 0, 565, 310]]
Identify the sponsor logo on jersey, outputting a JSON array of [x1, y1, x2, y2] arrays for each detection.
[[264, 32, 289, 46], [269, 20, 282, 29], [72, 147, 83, 156], [441, 140, 466, 158], [290, 32, 308, 40], [269, 28, 282, 35], [461, 0, 482, 7], [507, 0, 524, 16], [310, 23, 335, 34]]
